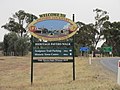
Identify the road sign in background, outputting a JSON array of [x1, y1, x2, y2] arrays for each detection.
[[80, 47, 90, 52], [102, 47, 112, 52]]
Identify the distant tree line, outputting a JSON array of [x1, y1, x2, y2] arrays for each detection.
[[1, 9, 120, 56]]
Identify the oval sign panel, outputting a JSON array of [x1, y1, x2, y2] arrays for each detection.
[[28, 13, 78, 41]]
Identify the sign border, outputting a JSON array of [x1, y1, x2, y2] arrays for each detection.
[[28, 15, 78, 41]]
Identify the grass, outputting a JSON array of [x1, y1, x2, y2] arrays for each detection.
[[0, 56, 120, 90]]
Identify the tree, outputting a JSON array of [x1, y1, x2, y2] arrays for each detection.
[[102, 21, 120, 56], [1, 18, 25, 34], [76, 22, 98, 47], [93, 8, 109, 49], [15, 36, 30, 56], [75, 22, 98, 56], [0, 42, 3, 50], [3, 32, 30, 56], [2, 10, 38, 37], [1, 10, 38, 56], [3, 32, 18, 56]]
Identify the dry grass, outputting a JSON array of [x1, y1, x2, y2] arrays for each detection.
[[0, 56, 120, 90]]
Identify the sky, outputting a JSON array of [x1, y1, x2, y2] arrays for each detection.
[[0, 0, 120, 47], [35, 20, 69, 30]]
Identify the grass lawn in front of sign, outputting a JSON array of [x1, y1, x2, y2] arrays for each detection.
[[0, 55, 120, 90]]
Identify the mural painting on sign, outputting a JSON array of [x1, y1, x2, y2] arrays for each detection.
[[28, 13, 78, 41]]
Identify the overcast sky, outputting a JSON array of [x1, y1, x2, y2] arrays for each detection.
[[0, 0, 120, 46]]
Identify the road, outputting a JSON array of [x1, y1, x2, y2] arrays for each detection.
[[100, 57, 120, 73]]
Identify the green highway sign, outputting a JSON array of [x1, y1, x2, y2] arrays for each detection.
[[102, 47, 112, 52]]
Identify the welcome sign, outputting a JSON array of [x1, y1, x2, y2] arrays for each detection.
[[29, 13, 76, 84], [28, 13, 78, 41]]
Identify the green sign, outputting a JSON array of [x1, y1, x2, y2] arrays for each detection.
[[103, 47, 112, 52], [34, 42, 72, 46], [33, 49, 73, 57]]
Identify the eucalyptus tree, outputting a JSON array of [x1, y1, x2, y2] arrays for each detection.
[[93, 8, 109, 49], [15, 36, 30, 56], [1, 18, 24, 33], [25, 13, 38, 26], [103, 21, 120, 56], [13, 10, 26, 37], [76, 22, 98, 47], [2, 10, 38, 37], [1, 10, 38, 56], [3, 32, 18, 55], [75, 22, 98, 56]]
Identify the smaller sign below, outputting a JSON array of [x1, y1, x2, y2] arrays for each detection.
[[33, 49, 73, 57], [80, 47, 89, 52], [33, 59, 73, 63]]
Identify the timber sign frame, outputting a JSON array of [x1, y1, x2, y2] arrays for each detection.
[[28, 13, 78, 84]]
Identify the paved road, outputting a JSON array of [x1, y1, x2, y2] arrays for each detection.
[[100, 57, 120, 73]]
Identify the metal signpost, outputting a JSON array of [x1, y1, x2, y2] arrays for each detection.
[[28, 13, 78, 84]]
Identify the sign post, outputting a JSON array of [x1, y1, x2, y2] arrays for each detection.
[[72, 14, 75, 80], [117, 60, 120, 85], [89, 55, 92, 65], [28, 13, 78, 84], [31, 36, 33, 85]]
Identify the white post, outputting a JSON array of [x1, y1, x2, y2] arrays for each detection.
[[91, 51, 93, 59], [117, 60, 120, 85], [89, 55, 91, 65]]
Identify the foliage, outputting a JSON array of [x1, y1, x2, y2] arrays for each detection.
[[15, 36, 30, 56], [75, 22, 98, 55], [102, 21, 120, 56], [0, 42, 3, 50], [75, 9, 110, 56], [2, 10, 38, 37], [1, 9, 120, 56], [3, 32, 18, 55], [3, 32, 30, 56], [1, 10, 38, 56], [93, 8, 109, 49]]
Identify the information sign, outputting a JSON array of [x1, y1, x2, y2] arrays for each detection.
[[29, 13, 76, 84], [33, 49, 73, 57], [34, 42, 72, 46], [33, 59, 73, 63], [80, 47, 89, 52], [102, 47, 112, 52]]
